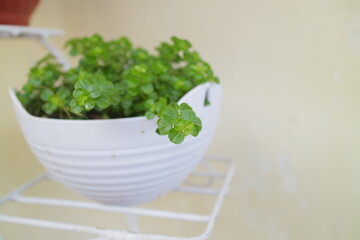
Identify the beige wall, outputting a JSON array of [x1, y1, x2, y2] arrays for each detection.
[[1, 0, 360, 239]]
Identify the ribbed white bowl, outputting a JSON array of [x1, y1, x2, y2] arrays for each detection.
[[9, 83, 222, 206]]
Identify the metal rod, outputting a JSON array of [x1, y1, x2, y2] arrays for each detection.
[[0, 214, 129, 240], [196, 160, 236, 239], [0, 214, 202, 240], [200, 156, 231, 163], [125, 214, 139, 233], [174, 186, 219, 195], [189, 171, 225, 179], [37, 36, 71, 71], [12, 196, 210, 223], [0, 175, 46, 205], [0, 25, 63, 38]]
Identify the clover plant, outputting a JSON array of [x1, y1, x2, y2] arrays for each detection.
[[17, 35, 219, 144]]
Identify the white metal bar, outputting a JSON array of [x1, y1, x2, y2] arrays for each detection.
[[12, 196, 210, 223], [0, 25, 63, 38], [0, 214, 203, 240], [36, 36, 71, 70], [0, 174, 46, 205], [200, 156, 231, 163], [195, 159, 235, 240], [174, 186, 219, 195], [183, 162, 218, 188], [0, 214, 132, 240], [125, 214, 139, 233], [189, 171, 225, 179]]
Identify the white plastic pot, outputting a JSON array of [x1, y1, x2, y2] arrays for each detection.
[[9, 82, 222, 206]]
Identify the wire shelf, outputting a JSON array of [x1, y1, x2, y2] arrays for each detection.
[[0, 25, 70, 70], [0, 156, 235, 240], [0, 25, 63, 38]]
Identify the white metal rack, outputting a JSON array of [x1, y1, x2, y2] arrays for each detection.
[[0, 156, 234, 240], [0, 25, 70, 70], [0, 25, 234, 240]]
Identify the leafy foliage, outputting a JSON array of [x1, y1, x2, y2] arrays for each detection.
[[17, 35, 219, 144]]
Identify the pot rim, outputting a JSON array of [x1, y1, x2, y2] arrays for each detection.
[[9, 82, 214, 124]]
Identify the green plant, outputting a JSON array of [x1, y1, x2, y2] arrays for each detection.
[[16, 35, 219, 144]]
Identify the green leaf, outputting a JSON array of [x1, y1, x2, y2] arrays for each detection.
[[40, 89, 54, 101], [85, 98, 96, 111], [96, 96, 110, 109], [76, 95, 87, 106], [114, 82, 127, 94], [42, 103, 57, 115], [102, 81, 113, 93], [49, 95, 63, 106], [157, 119, 172, 135], [22, 83, 33, 93], [168, 129, 185, 144], [193, 117, 202, 127], [73, 89, 84, 98], [30, 78, 42, 87], [16, 93, 29, 105], [110, 93, 121, 105], [156, 98, 167, 112], [161, 105, 178, 124], [180, 109, 196, 121], [69, 49, 78, 56], [75, 79, 89, 90], [175, 120, 194, 134], [70, 99, 82, 114], [145, 111, 155, 120], [121, 99, 132, 109], [190, 124, 201, 137], [56, 88, 70, 99], [88, 84, 101, 98], [126, 78, 139, 88], [128, 87, 139, 96], [179, 103, 192, 111], [141, 83, 154, 94], [145, 99, 155, 108]]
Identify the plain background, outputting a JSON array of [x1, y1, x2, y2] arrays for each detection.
[[1, 0, 360, 239]]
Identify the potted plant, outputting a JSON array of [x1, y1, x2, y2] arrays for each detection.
[[9, 35, 222, 206]]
